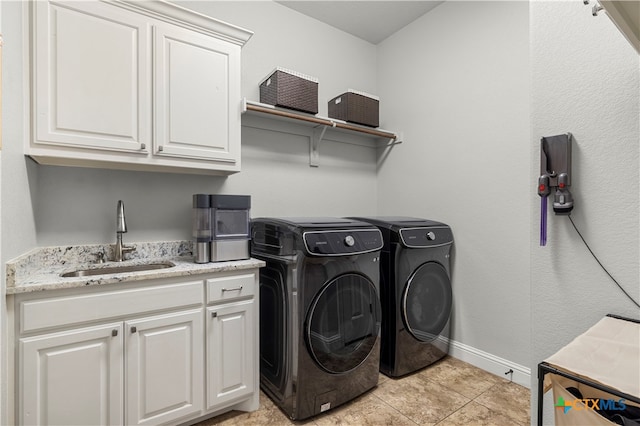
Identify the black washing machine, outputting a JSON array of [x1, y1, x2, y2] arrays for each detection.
[[349, 216, 453, 377], [251, 217, 383, 420]]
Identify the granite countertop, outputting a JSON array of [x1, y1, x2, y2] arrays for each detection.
[[6, 240, 265, 295]]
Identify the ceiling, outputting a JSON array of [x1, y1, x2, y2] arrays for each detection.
[[275, 1, 445, 44]]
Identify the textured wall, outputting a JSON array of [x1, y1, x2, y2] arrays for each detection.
[[530, 2, 640, 424], [376, 1, 532, 369]]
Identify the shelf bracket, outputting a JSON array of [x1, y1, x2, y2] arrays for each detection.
[[310, 125, 330, 167], [377, 133, 403, 167]]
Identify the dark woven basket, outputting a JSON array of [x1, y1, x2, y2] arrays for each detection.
[[260, 69, 318, 114], [328, 91, 379, 127]]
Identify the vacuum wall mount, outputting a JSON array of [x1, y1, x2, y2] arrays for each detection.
[[538, 133, 574, 246]]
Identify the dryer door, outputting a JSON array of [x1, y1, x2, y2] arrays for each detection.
[[402, 261, 452, 342], [305, 273, 381, 374]]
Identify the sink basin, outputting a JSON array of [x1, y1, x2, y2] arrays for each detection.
[[61, 262, 175, 278]]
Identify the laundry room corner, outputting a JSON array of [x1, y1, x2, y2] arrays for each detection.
[[530, 1, 640, 424], [376, 0, 532, 386]]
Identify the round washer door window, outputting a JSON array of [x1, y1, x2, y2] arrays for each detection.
[[306, 273, 381, 374], [402, 262, 452, 342]]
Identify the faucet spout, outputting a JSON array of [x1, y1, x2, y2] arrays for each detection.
[[117, 200, 127, 234], [113, 200, 135, 262]]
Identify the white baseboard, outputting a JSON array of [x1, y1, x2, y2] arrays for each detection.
[[444, 337, 531, 389]]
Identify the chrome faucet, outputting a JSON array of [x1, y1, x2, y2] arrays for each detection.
[[113, 200, 135, 262]]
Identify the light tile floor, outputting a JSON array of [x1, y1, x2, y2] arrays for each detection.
[[196, 356, 531, 426]]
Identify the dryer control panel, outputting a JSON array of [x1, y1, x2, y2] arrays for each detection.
[[399, 227, 454, 248], [303, 229, 383, 256]]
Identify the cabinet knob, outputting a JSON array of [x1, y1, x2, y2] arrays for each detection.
[[140, 143, 146, 150], [131, 326, 137, 333], [211, 312, 217, 318], [157, 146, 164, 152], [112, 329, 118, 337]]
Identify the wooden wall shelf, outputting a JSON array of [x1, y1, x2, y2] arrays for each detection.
[[242, 99, 402, 166]]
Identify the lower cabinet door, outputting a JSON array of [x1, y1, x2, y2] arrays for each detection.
[[19, 323, 124, 426], [206, 299, 255, 410], [125, 309, 204, 425]]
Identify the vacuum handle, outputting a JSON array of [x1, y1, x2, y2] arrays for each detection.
[[553, 173, 574, 215], [538, 175, 550, 197]]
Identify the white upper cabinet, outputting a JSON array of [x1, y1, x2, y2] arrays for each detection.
[[34, 1, 151, 153], [28, 0, 252, 175], [154, 23, 239, 162]]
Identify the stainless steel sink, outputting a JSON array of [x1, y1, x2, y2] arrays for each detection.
[[61, 262, 175, 278]]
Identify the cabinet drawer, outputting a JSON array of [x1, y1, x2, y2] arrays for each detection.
[[19, 280, 203, 334], [206, 273, 255, 304]]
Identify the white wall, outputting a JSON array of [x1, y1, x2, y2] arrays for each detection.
[[1, 0, 37, 267], [0, 3, 28, 424], [530, 2, 640, 424], [377, 1, 531, 375], [0, 0, 4, 419]]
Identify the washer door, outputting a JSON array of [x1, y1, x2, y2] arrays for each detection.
[[306, 273, 381, 374], [259, 264, 288, 393], [402, 261, 452, 342]]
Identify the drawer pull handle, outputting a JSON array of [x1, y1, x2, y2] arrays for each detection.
[[222, 286, 243, 292], [212, 312, 217, 318], [131, 326, 137, 333], [112, 329, 118, 337]]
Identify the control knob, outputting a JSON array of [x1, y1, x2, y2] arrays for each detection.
[[344, 235, 355, 247], [426, 231, 436, 241]]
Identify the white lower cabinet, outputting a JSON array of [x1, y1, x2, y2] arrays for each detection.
[[126, 310, 203, 426], [12, 271, 260, 425], [20, 323, 125, 426], [206, 300, 255, 410]]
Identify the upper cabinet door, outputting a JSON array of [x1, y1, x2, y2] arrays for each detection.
[[34, 1, 151, 153], [153, 23, 241, 163]]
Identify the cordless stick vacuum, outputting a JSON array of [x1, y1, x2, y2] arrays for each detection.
[[538, 134, 574, 246]]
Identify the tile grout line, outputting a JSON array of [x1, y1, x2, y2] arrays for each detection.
[[432, 399, 476, 425], [368, 388, 422, 426], [417, 375, 477, 426], [470, 381, 530, 426], [376, 373, 476, 426]]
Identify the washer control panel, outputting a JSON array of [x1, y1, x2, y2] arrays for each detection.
[[399, 226, 453, 248], [304, 229, 383, 256]]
